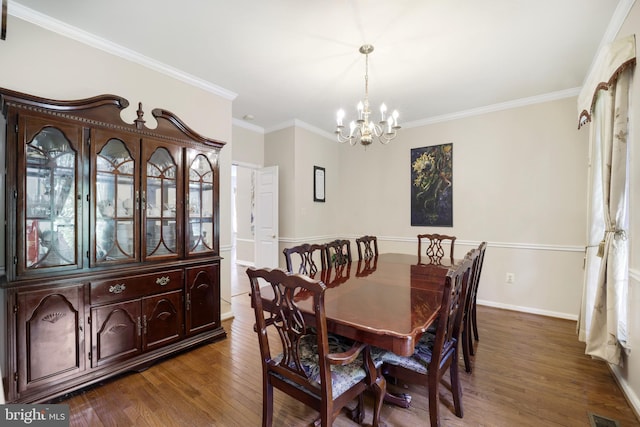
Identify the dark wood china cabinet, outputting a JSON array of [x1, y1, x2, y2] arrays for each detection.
[[0, 89, 226, 403]]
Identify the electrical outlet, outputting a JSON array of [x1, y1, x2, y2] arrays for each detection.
[[506, 273, 515, 284]]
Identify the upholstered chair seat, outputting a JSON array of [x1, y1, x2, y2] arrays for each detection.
[[372, 332, 436, 375], [273, 334, 368, 399]]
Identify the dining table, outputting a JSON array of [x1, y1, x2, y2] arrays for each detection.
[[296, 253, 454, 356], [263, 253, 458, 425]]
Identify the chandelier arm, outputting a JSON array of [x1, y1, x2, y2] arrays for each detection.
[[336, 132, 351, 143], [371, 122, 383, 137], [335, 128, 359, 145], [378, 132, 395, 144]]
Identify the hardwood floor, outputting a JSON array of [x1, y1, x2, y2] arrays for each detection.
[[58, 264, 640, 426]]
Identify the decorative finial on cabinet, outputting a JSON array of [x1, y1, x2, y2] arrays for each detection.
[[135, 102, 145, 129]]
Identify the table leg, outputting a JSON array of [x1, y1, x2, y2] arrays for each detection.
[[380, 373, 412, 408]]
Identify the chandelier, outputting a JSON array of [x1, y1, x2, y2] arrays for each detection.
[[335, 44, 400, 146]]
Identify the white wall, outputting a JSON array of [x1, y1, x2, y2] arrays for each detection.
[[232, 124, 264, 166], [263, 125, 344, 268], [0, 16, 234, 319], [260, 97, 588, 320], [333, 96, 588, 318], [265, 127, 296, 242], [292, 126, 342, 241]]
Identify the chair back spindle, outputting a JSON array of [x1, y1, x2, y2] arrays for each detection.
[[282, 243, 327, 276], [471, 242, 487, 342], [355, 235, 378, 260], [417, 233, 456, 265], [461, 248, 480, 372], [324, 239, 352, 267]]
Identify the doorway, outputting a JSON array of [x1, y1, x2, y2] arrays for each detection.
[[231, 164, 255, 296], [231, 163, 279, 296]]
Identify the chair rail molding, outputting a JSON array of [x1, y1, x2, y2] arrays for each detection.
[[281, 235, 583, 253]]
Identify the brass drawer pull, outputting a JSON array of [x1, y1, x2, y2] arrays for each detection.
[[109, 284, 126, 294], [156, 276, 170, 286]]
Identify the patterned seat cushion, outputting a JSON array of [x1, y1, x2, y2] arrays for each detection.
[[372, 332, 436, 375], [273, 334, 367, 398]]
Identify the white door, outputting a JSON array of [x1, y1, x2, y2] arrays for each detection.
[[255, 166, 279, 268]]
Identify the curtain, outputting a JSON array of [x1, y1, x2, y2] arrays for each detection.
[[577, 35, 635, 365]]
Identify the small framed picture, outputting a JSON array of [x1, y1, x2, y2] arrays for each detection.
[[314, 166, 325, 202]]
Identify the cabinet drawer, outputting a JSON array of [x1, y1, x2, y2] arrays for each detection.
[[91, 269, 183, 304]]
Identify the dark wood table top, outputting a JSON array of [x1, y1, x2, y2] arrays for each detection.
[[291, 253, 454, 357]]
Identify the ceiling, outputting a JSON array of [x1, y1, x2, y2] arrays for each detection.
[[10, 0, 623, 135]]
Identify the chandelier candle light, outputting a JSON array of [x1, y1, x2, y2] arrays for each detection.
[[335, 44, 400, 146]]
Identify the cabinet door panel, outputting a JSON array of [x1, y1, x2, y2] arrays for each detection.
[[91, 300, 141, 367], [142, 140, 183, 261], [186, 149, 219, 256], [91, 130, 140, 266], [185, 264, 220, 336], [18, 115, 84, 276], [16, 284, 86, 393], [143, 290, 183, 351]]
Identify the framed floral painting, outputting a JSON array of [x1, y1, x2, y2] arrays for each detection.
[[411, 143, 453, 226]]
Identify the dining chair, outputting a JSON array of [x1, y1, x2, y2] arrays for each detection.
[[325, 239, 352, 267], [282, 243, 327, 276], [460, 248, 481, 373], [417, 233, 456, 265], [284, 243, 350, 342], [246, 267, 374, 427], [470, 242, 487, 343], [373, 256, 473, 427], [355, 235, 378, 260]]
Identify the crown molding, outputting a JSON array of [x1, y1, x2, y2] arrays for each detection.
[[265, 119, 335, 141], [232, 118, 265, 133], [600, 0, 636, 50], [403, 87, 581, 128], [9, 3, 237, 101], [260, 88, 582, 138], [292, 119, 335, 140], [265, 119, 326, 138], [580, 0, 636, 89], [13, 0, 633, 133]]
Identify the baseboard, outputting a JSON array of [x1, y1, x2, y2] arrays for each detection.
[[477, 299, 578, 321], [609, 364, 640, 422]]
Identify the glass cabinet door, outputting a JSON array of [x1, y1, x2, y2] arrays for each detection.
[[187, 151, 218, 256], [144, 145, 181, 260], [23, 120, 81, 272], [94, 134, 139, 265]]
